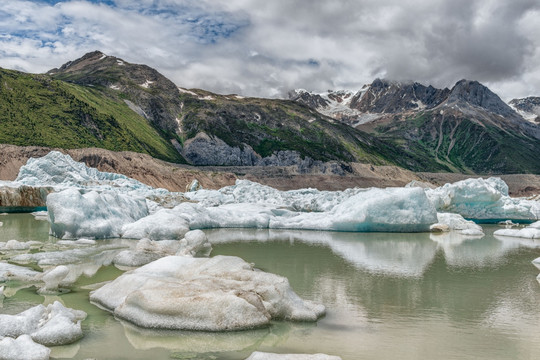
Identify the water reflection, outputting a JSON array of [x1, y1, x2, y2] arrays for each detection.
[[2, 215, 540, 359]]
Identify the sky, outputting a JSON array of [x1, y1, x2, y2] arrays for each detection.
[[1, 0, 540, 100]]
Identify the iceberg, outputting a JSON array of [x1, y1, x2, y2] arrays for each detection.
[[15, 151, 150, 192], [0, 301, 86, 346], [47, 188, 148, 239], [90, 255, 325, 331], [425, 177, 540, 222], [120, 187, 438, 239], [185, 179, 362, 211], [493, 221, 540, 239], [431, 213, 484, 236], [245, 353, 342, 360]]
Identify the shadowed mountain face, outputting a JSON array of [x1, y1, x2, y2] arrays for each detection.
[[290, 79, 540, 174]]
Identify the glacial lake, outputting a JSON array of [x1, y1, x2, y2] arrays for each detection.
[[2, 213, 540, 359]]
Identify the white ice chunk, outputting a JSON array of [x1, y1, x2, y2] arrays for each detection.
[[47, 189, 148, 239], [0, 262, 40, 282], [0, 335, 50, 360], [186, 179, 362, 212], [245, 352, 342, 360], [426, 177, 540, 221], [39, 266, 69, 293], [31, 211, 49, 221], [90, 255, 325, 331], [0, 240, 41, 251], [121, 207, 190, 240], [431, 213, 484, 236], [0, 301, 85, 346], [494, 221, 540, 239], [177, 230, 211, 256], [532, 257, 540, 270]]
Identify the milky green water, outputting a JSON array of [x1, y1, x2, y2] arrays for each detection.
[[2, 214, 540, 359]]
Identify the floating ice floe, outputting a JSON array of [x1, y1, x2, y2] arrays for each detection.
[[0, 262, 40, 282], [0, 335, 50, 360], [245, 352, 342, 360], [0, 240, 42, 251], [430, 213, 484, 236], [425, 177, 540, 222], [493, 221, 540, 239], [0, 301, 86, 346], [90, 255, 325, 331]]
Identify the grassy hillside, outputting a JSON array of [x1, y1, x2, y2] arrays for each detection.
[[374, 111, 540, 174], [0, 68, 184, 163]]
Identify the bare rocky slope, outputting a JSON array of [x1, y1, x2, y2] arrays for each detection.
[[1, 145, 539, 197]]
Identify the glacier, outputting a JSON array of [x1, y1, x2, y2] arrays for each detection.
[[90, 255, 325, 331]]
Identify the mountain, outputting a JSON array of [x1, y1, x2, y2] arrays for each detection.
[[48, 51, 183, 134], [2, 51, 538, 174], [0, 65, 184, 163], [291, 79, 540, 174], [1, 51, 450, 172], [509, 97, 540, 124]]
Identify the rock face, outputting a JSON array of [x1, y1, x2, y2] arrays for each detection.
[[90, 255, 325, 331], [182, 132, 260, 166], [0, 185, 52, 212]]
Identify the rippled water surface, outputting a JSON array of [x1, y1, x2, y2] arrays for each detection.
[[2, 214, 540, 359]]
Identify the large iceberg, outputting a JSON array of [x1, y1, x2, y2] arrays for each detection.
[[47, 188, 148, 239], [16, 151, 151, 192], [115, 187, 438, 239], [90, 255, 325, 331], [185, 179, 362, 211], [425, 177, 540, 222]]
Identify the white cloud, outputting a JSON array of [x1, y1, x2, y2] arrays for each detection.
[[0, 0, 539, 100]]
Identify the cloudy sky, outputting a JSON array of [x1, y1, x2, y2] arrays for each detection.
[[1, 0, 539, 100]]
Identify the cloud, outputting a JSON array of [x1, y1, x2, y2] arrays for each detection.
[[0, 0, 539, 100]]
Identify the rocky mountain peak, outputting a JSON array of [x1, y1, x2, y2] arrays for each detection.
[[509, 96, 540, 124], [446, 79, 518, 118], [48, 51, 183, 133]]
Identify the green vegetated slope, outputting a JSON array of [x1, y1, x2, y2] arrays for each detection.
[[177, 89, 450, 170], [0, 68, 184, 163], [374, 110, 540, 174]]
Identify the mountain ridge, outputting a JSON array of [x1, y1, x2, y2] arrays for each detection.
[[1, 51, 539, 174]]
